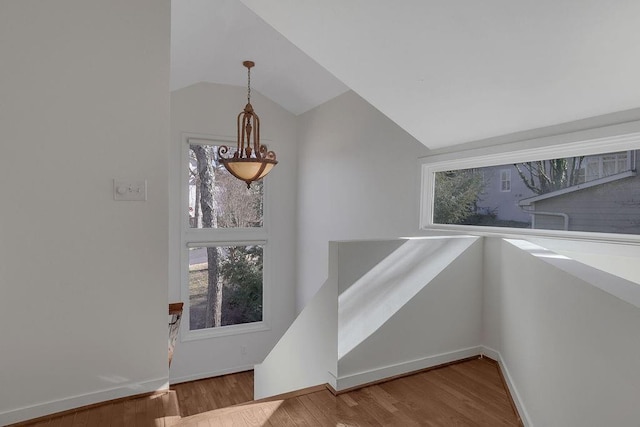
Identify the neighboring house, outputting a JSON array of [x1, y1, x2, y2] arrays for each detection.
[[476, 165, 536, 223], [519, 150, 639, 234], [475, 150, 639, 233]]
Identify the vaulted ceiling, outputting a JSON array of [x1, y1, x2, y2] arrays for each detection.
[[171, 0, 640, 149]]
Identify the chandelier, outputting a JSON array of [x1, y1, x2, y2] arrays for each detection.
[[218, 61, 278, 188]]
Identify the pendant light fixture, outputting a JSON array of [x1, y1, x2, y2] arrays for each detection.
[[218, 61, 278, 188]]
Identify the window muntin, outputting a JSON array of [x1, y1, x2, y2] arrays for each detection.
[[427, 149, 639, 235], [578, 151, 629, 183]]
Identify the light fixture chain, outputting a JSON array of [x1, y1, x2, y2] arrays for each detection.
[[247, 65, 251, 104]]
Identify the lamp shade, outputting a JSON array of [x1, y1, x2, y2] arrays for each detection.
[[222, 158, 277, 187]]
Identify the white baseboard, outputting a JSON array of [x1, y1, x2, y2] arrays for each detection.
[[169, 363, 256, 385], [0, 377, 168, 426], [480, 345, 500, 360], [481, 346, 532, 427], [335, 346, 483, 391]]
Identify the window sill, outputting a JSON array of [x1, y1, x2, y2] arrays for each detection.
[[420, 225, 640, 246], [181, 321, 271, 342]]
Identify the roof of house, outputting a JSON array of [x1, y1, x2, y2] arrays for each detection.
[[518, 170, 637, 206]]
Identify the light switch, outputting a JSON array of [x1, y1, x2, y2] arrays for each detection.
[[113, 180, 147, 201]]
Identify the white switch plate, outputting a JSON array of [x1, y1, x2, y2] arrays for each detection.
[[113, 180, 147, 201]]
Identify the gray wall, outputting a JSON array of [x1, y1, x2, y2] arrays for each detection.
[[296, 91, 430, 311], [0, 1, 170, 423], [483, 237, 640, 426]]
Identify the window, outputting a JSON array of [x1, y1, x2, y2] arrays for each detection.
[[500, 169, 511, 192], [189, 144, 263, 229], [421, 131, 640, 238], [189, 244, 263, 330], [183, 137, 269, 337], [578, 151, 629, 183]]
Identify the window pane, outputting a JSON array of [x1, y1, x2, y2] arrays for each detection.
[[189, 245, 264, 330], [432, 150, 639, 234], [500, 169, 511, 192], [189, 143, 264, 228]]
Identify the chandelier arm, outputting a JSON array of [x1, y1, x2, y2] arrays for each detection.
[[253, 114, 261, 158], [237, 111, 245, 158], [251, 161, 267, 186], [244, 114, 253, 157]]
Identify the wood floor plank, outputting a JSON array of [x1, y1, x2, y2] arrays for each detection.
[[426, 368, 517, 422], [412, 374, 515, 427], [259, 403, 297, 427], [161, 391, 181, 426], [122, 399, 137, 426], [347, 387, 396, 424], [230, 406, 264, 427], [451, 359, 509, 394], [297, 393, 336, 427], [48, 413, 75, 427], [69, 410, 88, 427], [84, 403, 111, 427], [381, 376, 465, 426], [134, 397, 148, 426], [411, 371, 502, 426], [17, 357, 520, 426], [431, 364, 515, 415], [278, 396, 317, 427], [337, 391, 379, 427], [365, 384, 400, 411], [26, 420, 49, 427], [109, 400, 125, 426]]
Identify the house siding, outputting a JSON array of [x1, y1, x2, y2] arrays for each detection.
[[477, 165, 535, 223], [531, 173, 640, 234]]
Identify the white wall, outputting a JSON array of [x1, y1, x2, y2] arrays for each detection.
[[254, 242, 339, 399], [169, 83, 297, 382], [254, 236, 482, 398], [296, 91, 430, 310], [0, 1, 170, 424], [529, 237, 640, 285], [483, 237, 640, 426], [336, 237, 483, 390]]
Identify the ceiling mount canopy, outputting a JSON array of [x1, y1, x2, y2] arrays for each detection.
[[218, 60, 278, 188]]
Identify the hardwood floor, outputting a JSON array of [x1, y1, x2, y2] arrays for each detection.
[[16, 357, 521, 426]]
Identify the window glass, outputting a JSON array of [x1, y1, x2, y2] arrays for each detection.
[[189, 143, 263, 229], [189, 245, 263, 330], [184, 139, 269, 335], [500, 169, 511, 192], [432, 150, 639, 234]]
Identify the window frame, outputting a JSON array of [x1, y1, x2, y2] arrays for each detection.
[[419, 129, 640, 243], [181, 134, 272, 341]]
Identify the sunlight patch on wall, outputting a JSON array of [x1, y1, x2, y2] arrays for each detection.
[[338, 237, 479, 359]]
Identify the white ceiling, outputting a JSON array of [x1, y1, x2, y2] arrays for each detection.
[[170, 0, 348, 115], [172, 0, 640, 150]]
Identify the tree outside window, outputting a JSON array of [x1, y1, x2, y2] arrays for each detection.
[[187, 142, 265, 331]]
